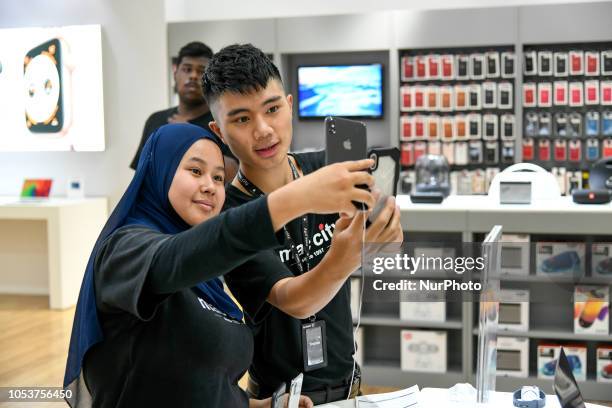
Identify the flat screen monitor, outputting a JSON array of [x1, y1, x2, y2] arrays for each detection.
[[297, 64, 383, 119]]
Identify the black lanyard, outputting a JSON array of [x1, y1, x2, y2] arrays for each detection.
[[236, 157, 311, 274]]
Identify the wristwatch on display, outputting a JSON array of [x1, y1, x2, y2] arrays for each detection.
[[513, 386, 546, 408]]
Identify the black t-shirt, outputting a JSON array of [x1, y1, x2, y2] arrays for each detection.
[[130, 108, 214, 169], [224, 150, 354, 396], [84, 198, 282, 408]]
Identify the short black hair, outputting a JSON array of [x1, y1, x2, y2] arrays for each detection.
[[203, 43, 282, 106], [176, 41, 213, 66]]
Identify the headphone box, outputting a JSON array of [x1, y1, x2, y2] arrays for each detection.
[[498, 289, 530, 332], [497, 336, 529, 378], [574, 285, 609, 335], [596, 345, 612, 382], [538, 343, 587, 381], [501, 234, 530, 276], [400, 330, 447, 373]]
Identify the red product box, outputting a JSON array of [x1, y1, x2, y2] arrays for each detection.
[[569, 82, 584, 107], [604, 140, 612, 158], [427, 54, 440, 79], [415, 56, 427, 80], [427, 86, 439, 111], [400, 86, 412, 112], [523, 83, 536, 107], [569, 140, 582, 162], [602, 81, 612, 105], [400, 116, 413, 141], [538, 83, 552, 107], [539, 140, 551, 161], [523, 138, 534, 161], [570, 51, 584, 76], [400, 143, 414, 166], [586, 51, 600, 76], [585, 81, 600, 105], [455, 115, 467, 140], [554, 81, 568, 106], [442, 117, 454, 141], [414, 115, 426, 139], [402, 56, 415, 81], [441, 55, 454, 79], [428, 115, 440, 140], [554, 140, 568, 161], [414, 86, 425, 110]]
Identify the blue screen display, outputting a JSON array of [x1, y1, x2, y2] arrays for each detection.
[[297, 64, 383, 118]]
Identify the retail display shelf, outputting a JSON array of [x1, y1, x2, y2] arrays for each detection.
[[361, 362, 464, 389], [354, 315, 463, 329], [472, 327, 612, 342]]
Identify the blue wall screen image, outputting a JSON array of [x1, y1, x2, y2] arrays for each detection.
[[298, 64, 383, 118]]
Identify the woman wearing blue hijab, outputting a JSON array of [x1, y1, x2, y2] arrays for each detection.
[[64, 123, 375, 408]]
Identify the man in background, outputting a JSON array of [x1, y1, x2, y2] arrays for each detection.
[[130, 41, 238, 178]]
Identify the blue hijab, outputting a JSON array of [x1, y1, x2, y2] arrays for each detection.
[[63, 123, 243, 392]]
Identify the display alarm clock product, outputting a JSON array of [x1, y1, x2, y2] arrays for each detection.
[[497, 337, 529, 378], [569, 50, 584, 76], [522, 138, 534, 161], [538, 82, 552, 107], [554, 52, 568, 77], [400, 330, 447, 373], [574, 286, 609, 335], [500, 234, 530, 276], [536, 242, 585, 276], [596, 346, 612, 383], [585, 51, 600, 76], [486, 51, 500, 78], [401, 56, 414, 82], [592, 244, 612, 277], [484, 141, 499, 164], [498, 290, 530, 331], [498, 82, 513, 109], [524, 51, 537, 76], [585, 80, 600, 105], [554, 81, 568, 106], [482, 114, 497, 141], [501, 52, 515, 78]]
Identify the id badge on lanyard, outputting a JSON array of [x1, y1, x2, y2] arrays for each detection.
[[301, 320, 328, 372]]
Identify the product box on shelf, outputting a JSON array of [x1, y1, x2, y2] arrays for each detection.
[[537, 344, 586, 381], [535, 242, 585, 276], [500, 234, 530, 276], [574, 285, 609, 335], [498, 289, 530, 332], [592, 243, 612, 276], [400, 330, 447, 373], [596, 345, 612, 383], [400, 296, 446, 322], [497, 336, 529, 378]]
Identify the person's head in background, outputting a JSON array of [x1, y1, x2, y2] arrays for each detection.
[[174, 41, 214, 111], [203, 44, 293, 179]]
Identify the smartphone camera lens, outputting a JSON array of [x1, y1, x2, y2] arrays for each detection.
[[369, 153, 378, 170]]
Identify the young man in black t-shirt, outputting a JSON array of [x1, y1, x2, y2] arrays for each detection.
[[204, 44, 403, 405], [130, 41, 238, 178]]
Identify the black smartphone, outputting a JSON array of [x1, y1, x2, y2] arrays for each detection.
[[367, 147, 399, 226], [324, 116, 369, 210]]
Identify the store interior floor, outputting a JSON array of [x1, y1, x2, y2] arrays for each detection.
[[1, 295, 610, 407]]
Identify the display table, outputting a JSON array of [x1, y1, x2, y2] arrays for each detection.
[[315, 387, 610, 407], [0, 197, 108, 309]]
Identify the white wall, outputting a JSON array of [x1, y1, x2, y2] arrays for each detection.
[[0, 0, 168, 208], [164, 0, 610, 22]]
